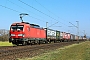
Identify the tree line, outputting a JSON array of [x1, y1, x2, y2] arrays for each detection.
[[0, 29, 9, 41]]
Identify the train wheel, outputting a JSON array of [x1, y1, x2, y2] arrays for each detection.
[[22, 41, 26, 46], [45, 41, 48, 44], [60, 40, 61, 42], [16, 43, 19, 46], [37, 40, 40, 45], [54, 40, 56, 43]]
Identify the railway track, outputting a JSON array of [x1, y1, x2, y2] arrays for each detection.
[[0, 41, 84, 60]]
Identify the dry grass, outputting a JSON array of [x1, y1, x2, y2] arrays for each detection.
[[18, 41, 90, 60]]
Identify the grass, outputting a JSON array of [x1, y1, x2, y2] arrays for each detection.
[[0, 41, 13, 46], [18, 41, 90, 60]]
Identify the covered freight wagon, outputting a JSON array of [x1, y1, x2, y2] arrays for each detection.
[[45, 28, 56, 42], [79, 36, 83, 40], [56, 31, 61, 42], [60, 32, 63, 40], [62, 32, 66, 40], [60, 32, 66, 42], [66, 33, 71, 41], [70, 34, 75, 41], [60, 32, 71, 42], [56, 31, 60, 40], [75, 35, 79, 41]]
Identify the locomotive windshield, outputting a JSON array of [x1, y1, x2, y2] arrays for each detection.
[[11, 25, 23, 30]]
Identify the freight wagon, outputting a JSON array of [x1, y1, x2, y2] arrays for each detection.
[[79, 36, 83, 40], [60, 32, 63, 41], [60, 32, 71, 42], [70, 34, 75, 41], [65, 33, 71, 41], [75, 35, 79, 41], [45, 28, 56, 43], [56, 31, 60, 41]]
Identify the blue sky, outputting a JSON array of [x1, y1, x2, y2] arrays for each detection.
[[0, 0, 90, 37]]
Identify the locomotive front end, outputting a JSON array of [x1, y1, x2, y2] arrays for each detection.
[[9, 23, 25, 45]]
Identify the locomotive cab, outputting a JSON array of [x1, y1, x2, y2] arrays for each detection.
[[9, 22, 28, 45], [10, 25, 24, 37]]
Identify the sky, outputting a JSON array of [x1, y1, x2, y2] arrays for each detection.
[[0, 0, 90, 37]]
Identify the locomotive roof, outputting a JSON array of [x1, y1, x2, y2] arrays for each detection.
[[11, 22, 44, 29], [21, 22, 40, 27], [30, 24, 40, 27], [12, 22, 40, 27]]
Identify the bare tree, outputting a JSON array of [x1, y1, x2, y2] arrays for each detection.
[[0, 29, 9, 41]]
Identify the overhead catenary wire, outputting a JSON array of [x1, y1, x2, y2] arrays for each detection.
[[34, 0, 60, 18], [0, 4, 21, 13], [48, 21, 59, 28], [34, 0, 71, 27], [34, 0, 70, 21], [18, 0, 69, 27], [34, 0, 51, 13], [18, 0, 58, 21], [7, 0, 48, 22], [0, 4, 46, 22], [34, 0, 71, 32], [0, 2, 76, 32], [0, 1, 85, 36]]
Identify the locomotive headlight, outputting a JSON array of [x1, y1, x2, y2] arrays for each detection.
[[11, 34, 15, 36], [18, 34, 23, 36], [18, 34, 25, 37]]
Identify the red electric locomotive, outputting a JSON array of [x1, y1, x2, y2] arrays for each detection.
[[9, 22, 46, 45]]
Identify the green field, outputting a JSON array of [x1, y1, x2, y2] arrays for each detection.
[[18, 41, 90, 60], [0, 41, 13, 46]]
